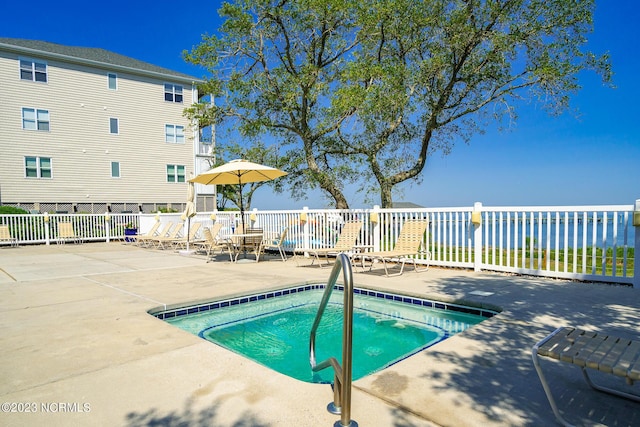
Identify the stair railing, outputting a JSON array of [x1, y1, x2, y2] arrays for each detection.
[[309, 253, 357, 427]]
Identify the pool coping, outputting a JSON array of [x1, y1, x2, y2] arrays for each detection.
[[148, 282, 502, 320]]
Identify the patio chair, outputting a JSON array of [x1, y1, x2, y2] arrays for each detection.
[[194, 223, 234, 262], [261, 227, 289, 261], [128, 221, 160, 246], [57, 221, 81, 244], [294, 221, 363, 268], [0, 225, 18, 247], [532, 326, 640, 427], [150, 222, 184, 249], [170, 221, 203, 250], [355, 220, 430, 276], [136, 222, 174, 247]]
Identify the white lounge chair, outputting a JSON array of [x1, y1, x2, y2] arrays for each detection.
[[57, 221, 81, 244], [128, 221, 160, 246], [532, 326, 640, 427], [136, 221, 173, 247], [356, 220, 430, 276], [294, 221, 362, 267], [150, 223, 184, 249], [0, 225, 18, 247], [194, 223, 234, 262], [261, 227, 289, 261], [170, 222, 203, 250]]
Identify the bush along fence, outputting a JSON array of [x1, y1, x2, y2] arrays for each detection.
[[1, 201, 638, 288]]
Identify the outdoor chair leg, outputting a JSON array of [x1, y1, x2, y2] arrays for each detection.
[[580, 367, 640, 402], [383, 259, 404, 277], [318, 254, 331, 268], [531, 350, 575, 427], [411, 258, 429, 273], [310, 253, 329, 268], [293, 249, 313, 266], [278, 246, 287, 261]]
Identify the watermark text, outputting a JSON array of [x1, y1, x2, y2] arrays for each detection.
[[2, 402, 91, 413]]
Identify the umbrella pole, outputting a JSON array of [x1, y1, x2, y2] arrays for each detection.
[[239, 183, 246, 234], [239, 182, 247, 257], [186, 217, 190, 251]]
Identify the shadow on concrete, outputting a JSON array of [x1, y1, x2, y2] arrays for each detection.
[[125, 399, 269, 427], [410, 274, 640, 426]]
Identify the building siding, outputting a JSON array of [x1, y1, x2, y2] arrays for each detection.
[[0, 43, 202, 212]]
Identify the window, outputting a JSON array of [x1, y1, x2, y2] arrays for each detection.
[[108, 73, 117, 90], [166, 164, 185, 183], [22, 108, 50, 131], [111, 161, 120, 178], [25, 156, 52, 178], [109, 118, 119, 134], [165, 124, 184, 143], [20, 59, 47, 82], [164, 83, 183, 103]]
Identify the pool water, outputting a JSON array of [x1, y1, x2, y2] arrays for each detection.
[[200, 303, 442, 383], [158, 286, 495, 383]]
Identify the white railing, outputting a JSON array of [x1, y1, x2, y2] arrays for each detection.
[[0, 213, 139, 244], [475, 204, 636, 283], [1, 201, 638, 287]]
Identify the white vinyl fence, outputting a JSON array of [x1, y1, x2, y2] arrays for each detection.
[[2, 201, 638, 287]]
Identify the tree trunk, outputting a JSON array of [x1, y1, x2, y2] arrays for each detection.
[[380, 183, 393, 208], [331, 190, 350, 209], [313, 169, 350, 209], [303, 136, 349, 209]]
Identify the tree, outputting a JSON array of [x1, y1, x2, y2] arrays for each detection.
[[213, 140, 284, 210], [185, 0, 610, 208]]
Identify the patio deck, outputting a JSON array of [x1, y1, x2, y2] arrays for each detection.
[[0, 242, 638, 426]]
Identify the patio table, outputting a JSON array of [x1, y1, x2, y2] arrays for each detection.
[[229, 231, 264, 262]]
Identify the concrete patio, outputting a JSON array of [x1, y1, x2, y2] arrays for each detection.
[[0, 242, 638, 426]]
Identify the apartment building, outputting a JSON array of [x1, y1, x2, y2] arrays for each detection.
[[0, 38, 215, 214]]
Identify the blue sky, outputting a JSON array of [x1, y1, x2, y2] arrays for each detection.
[[3, 1, 638, 209]]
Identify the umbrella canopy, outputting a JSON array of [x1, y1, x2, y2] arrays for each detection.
[[189, 159, 287, 186], [183, 180, 196, 218], [189, 159, 287, 232]]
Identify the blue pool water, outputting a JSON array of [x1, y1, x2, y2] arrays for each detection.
[[154, 285, 497, 383]]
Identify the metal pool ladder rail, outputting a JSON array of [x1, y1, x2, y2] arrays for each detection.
[[309, 253, 358, 427]]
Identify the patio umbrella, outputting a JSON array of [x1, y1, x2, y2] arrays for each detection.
[[182, 179, 197, 252], [189, 159, 287, 233]]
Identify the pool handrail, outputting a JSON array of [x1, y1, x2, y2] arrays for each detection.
[[309, 252, 357, 427]]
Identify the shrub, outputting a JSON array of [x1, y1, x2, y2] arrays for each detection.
[[156, 207, 179, 213], [0, 206, 29, 214]]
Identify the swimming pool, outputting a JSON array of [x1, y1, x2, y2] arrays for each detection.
[[152, 284, 498, 383]]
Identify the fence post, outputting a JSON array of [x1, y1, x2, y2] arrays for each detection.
[[370, 205, 381, 252], [472, 202, 483, 272], [250, 208, 258, 227], [43, 212, 51, 245], [105, 213, 111, 243], [633, 199, 640, 289], [301, 206, 310, 253]]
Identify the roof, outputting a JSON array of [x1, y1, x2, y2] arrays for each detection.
[[0, 38, 202, 83]]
